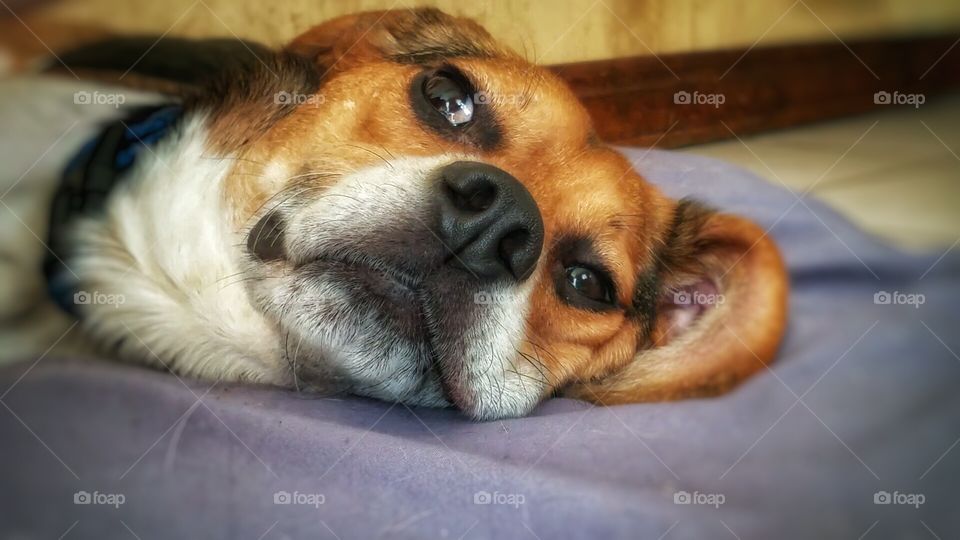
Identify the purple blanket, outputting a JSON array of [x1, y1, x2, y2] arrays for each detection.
[[2, 148, 958, 540]]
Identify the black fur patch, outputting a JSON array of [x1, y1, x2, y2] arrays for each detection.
[[657, 198, 714, 276], [54, 37, 274, 86], [631, 269, 660, 337], [184, 51, 320, 135], [55, 37, 320, 153]]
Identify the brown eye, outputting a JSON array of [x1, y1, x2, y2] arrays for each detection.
[[564, 265, 614, 305], [422, 72, 474, 126]]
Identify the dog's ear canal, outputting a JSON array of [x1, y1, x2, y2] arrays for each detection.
[[285, 8, 506, 72], [567, 199, 789, 404]]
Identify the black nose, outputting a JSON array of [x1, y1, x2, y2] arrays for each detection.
[[435, 161, 544, 282]]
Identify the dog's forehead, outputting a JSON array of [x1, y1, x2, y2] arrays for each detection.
[[544, 150, 667, 268], [459, 56, 593, 135], [307, 56, 628, 187], [231, 51, 666, 257]]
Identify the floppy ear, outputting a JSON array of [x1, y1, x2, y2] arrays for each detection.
[[285, 8, 508, 72], [565, 200, 789, 404]]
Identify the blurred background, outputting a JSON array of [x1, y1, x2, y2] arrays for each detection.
[[4, 0, 960, 63], [2, 0, 959, 248]]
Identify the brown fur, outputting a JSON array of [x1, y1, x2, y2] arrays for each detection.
[[218, 8, 789, 405]]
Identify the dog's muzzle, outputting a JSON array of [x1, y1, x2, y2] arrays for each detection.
[[435, 161, 544, 282], [246, 157, 548, 418]]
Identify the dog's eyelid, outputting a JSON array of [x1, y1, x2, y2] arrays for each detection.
[[422, 63, 478, 91], [433, 63, 466, 80], [554, 235, 616, 276]]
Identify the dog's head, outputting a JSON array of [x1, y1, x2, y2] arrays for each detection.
[[218, 9, 787, 419]]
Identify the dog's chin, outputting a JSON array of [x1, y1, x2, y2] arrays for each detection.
[[275, 258, 447, 407], [264, 256, 545, 420]]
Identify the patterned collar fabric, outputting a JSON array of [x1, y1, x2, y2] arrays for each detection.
[[44, 104, 183, 315]]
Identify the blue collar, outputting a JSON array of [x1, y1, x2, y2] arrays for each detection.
[[45, 104, 183, 315]]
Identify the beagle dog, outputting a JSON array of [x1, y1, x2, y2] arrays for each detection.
[[0, 9, 787, 420]]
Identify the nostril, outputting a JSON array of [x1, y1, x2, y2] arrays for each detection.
[[499, 229, 529, 262], [444, 176, 496, 213], [498, 229, 536, 280], [466, 185, 495, 212]]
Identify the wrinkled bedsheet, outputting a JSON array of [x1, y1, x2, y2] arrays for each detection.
[[2, 148, 958, 539]]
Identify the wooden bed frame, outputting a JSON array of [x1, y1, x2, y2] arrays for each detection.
[[3, 13, 958, 149], [551, 35, 960, 147]]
